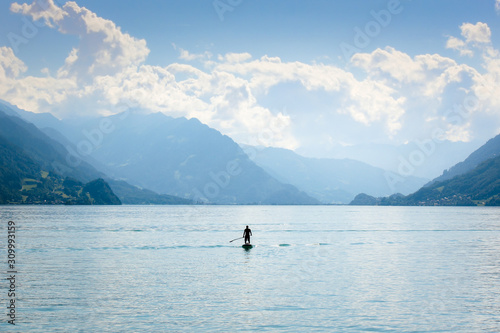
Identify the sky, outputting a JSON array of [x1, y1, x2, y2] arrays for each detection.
[[1, 0, 500, 158]]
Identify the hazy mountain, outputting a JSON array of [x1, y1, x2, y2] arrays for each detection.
[[402, 155, 500, 206], [0, 102, 190, 205], [431, 133, 500, 184], [300, 140, 480, 180], [0, 134, 40, 203], [81, 178, 122, 205], [30, 110, 318, 204], [0, 104, 103, 183], [350, 134, 500, 206], [107, 179, 192, 205], [350, 193, 405, 206], [245, 146, 429, 204], [348, 193, 380, 206], [0, 110, 120, 205]]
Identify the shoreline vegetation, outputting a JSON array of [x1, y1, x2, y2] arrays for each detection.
[[3, 175, 122, 205], [349, 154, 500, 207]]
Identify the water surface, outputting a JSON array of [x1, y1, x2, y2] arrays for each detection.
[[1, 205, 499, 332]]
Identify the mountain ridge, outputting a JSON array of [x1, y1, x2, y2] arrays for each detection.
[[0, 103, 190, 205], [430, 133, 500, 184], [84, 111, 318, 204], [245, 145, 428, 204], [350, 133, 500, 206], [4, 104, 318, 205], [0, 131, 121, 205]]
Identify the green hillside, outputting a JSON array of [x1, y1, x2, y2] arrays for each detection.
[[352, 155, 500, 206], [431, 133, 500, 184], [1, 103, 194, 205], [0, 109, 121, 205], [107, 179, 192, 204], [350, 130, 500, 207], [0, 135, 121, 205], [404, 155, 500, 206]]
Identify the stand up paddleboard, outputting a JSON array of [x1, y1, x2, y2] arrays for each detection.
[[242, 243, 253, 249]]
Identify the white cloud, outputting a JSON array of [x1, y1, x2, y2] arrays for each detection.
[[350, 46, 493, 142], [2, 4, 500, 154], [446, 22, 492, 57], [218, 52, 252, 63], [497, 0, 500, 12], [0, 47, 76, 112], [0, 46, 75, 112], [446, 36, 474, 57], [351, 46, 473, 99], [10, 0, 65, 28], [460, 22, 491, 44], [12, 0, 149, 81], [447, 22, 500, 113], [173, 44, 212, 62], [212, 53, 408, 136], [0, 46, 27, 78], [472, 47, 500, 110], [89, 59, 299, 149]]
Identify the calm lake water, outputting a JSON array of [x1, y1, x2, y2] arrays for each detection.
[[1, 205, 500, 332]]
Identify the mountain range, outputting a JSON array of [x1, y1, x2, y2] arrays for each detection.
[[350, 133, 500, 206], [297, 140, 479, 180], [430, 134, 500, 184], [245, 146, 427, 204], [0, 108, 120, 204], [3, 98, 499, 206], [9, 103, 428, 204], [0, 101, 317, 205]]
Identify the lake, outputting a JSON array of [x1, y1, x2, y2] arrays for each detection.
[[1, 205, 499, 332]]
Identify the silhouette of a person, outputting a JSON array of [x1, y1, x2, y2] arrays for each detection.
[[243, 226, 252, 244]]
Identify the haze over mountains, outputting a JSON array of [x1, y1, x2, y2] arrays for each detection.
[[0, 106, 120, 204], [64, 111, 318, 204], [0, 101, 317, 204], [245, 146, 427, 204], [350, 133, 500, 206], [431, 134, 500, 184], [0, 101, 191, 204], [2, 98, 498, 206], [308, 140, 480, 180]]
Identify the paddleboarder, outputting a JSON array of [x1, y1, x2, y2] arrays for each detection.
[[243, 226, 252, 244]]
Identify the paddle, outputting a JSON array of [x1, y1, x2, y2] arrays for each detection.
[[229, 237, 244, 243]]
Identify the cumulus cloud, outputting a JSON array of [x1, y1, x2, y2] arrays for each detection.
[[10, 0, 65, 27], [212, 54, 408, 136], [5, 0, 151, 116], [352, 46, 476, 96], [446, 22, 500, 113], [90, 57, 299, 149], [0, 46, 76, 112], [446, 22, 491, 57], [460, 22, 491, 44], [11, 0, 149, 81], [0, 46, 27, 78], [446, 36, 473, 57], [0, 0, 431, 146], [218, 52, 253, 63], [173, 44, 212, 62], [2, 3, 500, 153], [350, 46, 492, 142]]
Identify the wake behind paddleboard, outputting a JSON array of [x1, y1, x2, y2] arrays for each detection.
[[242, 243, 253, 249]]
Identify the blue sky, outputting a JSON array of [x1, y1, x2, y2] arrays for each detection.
[[1, 0, 500, 160], [3, 1, 499, 70]]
